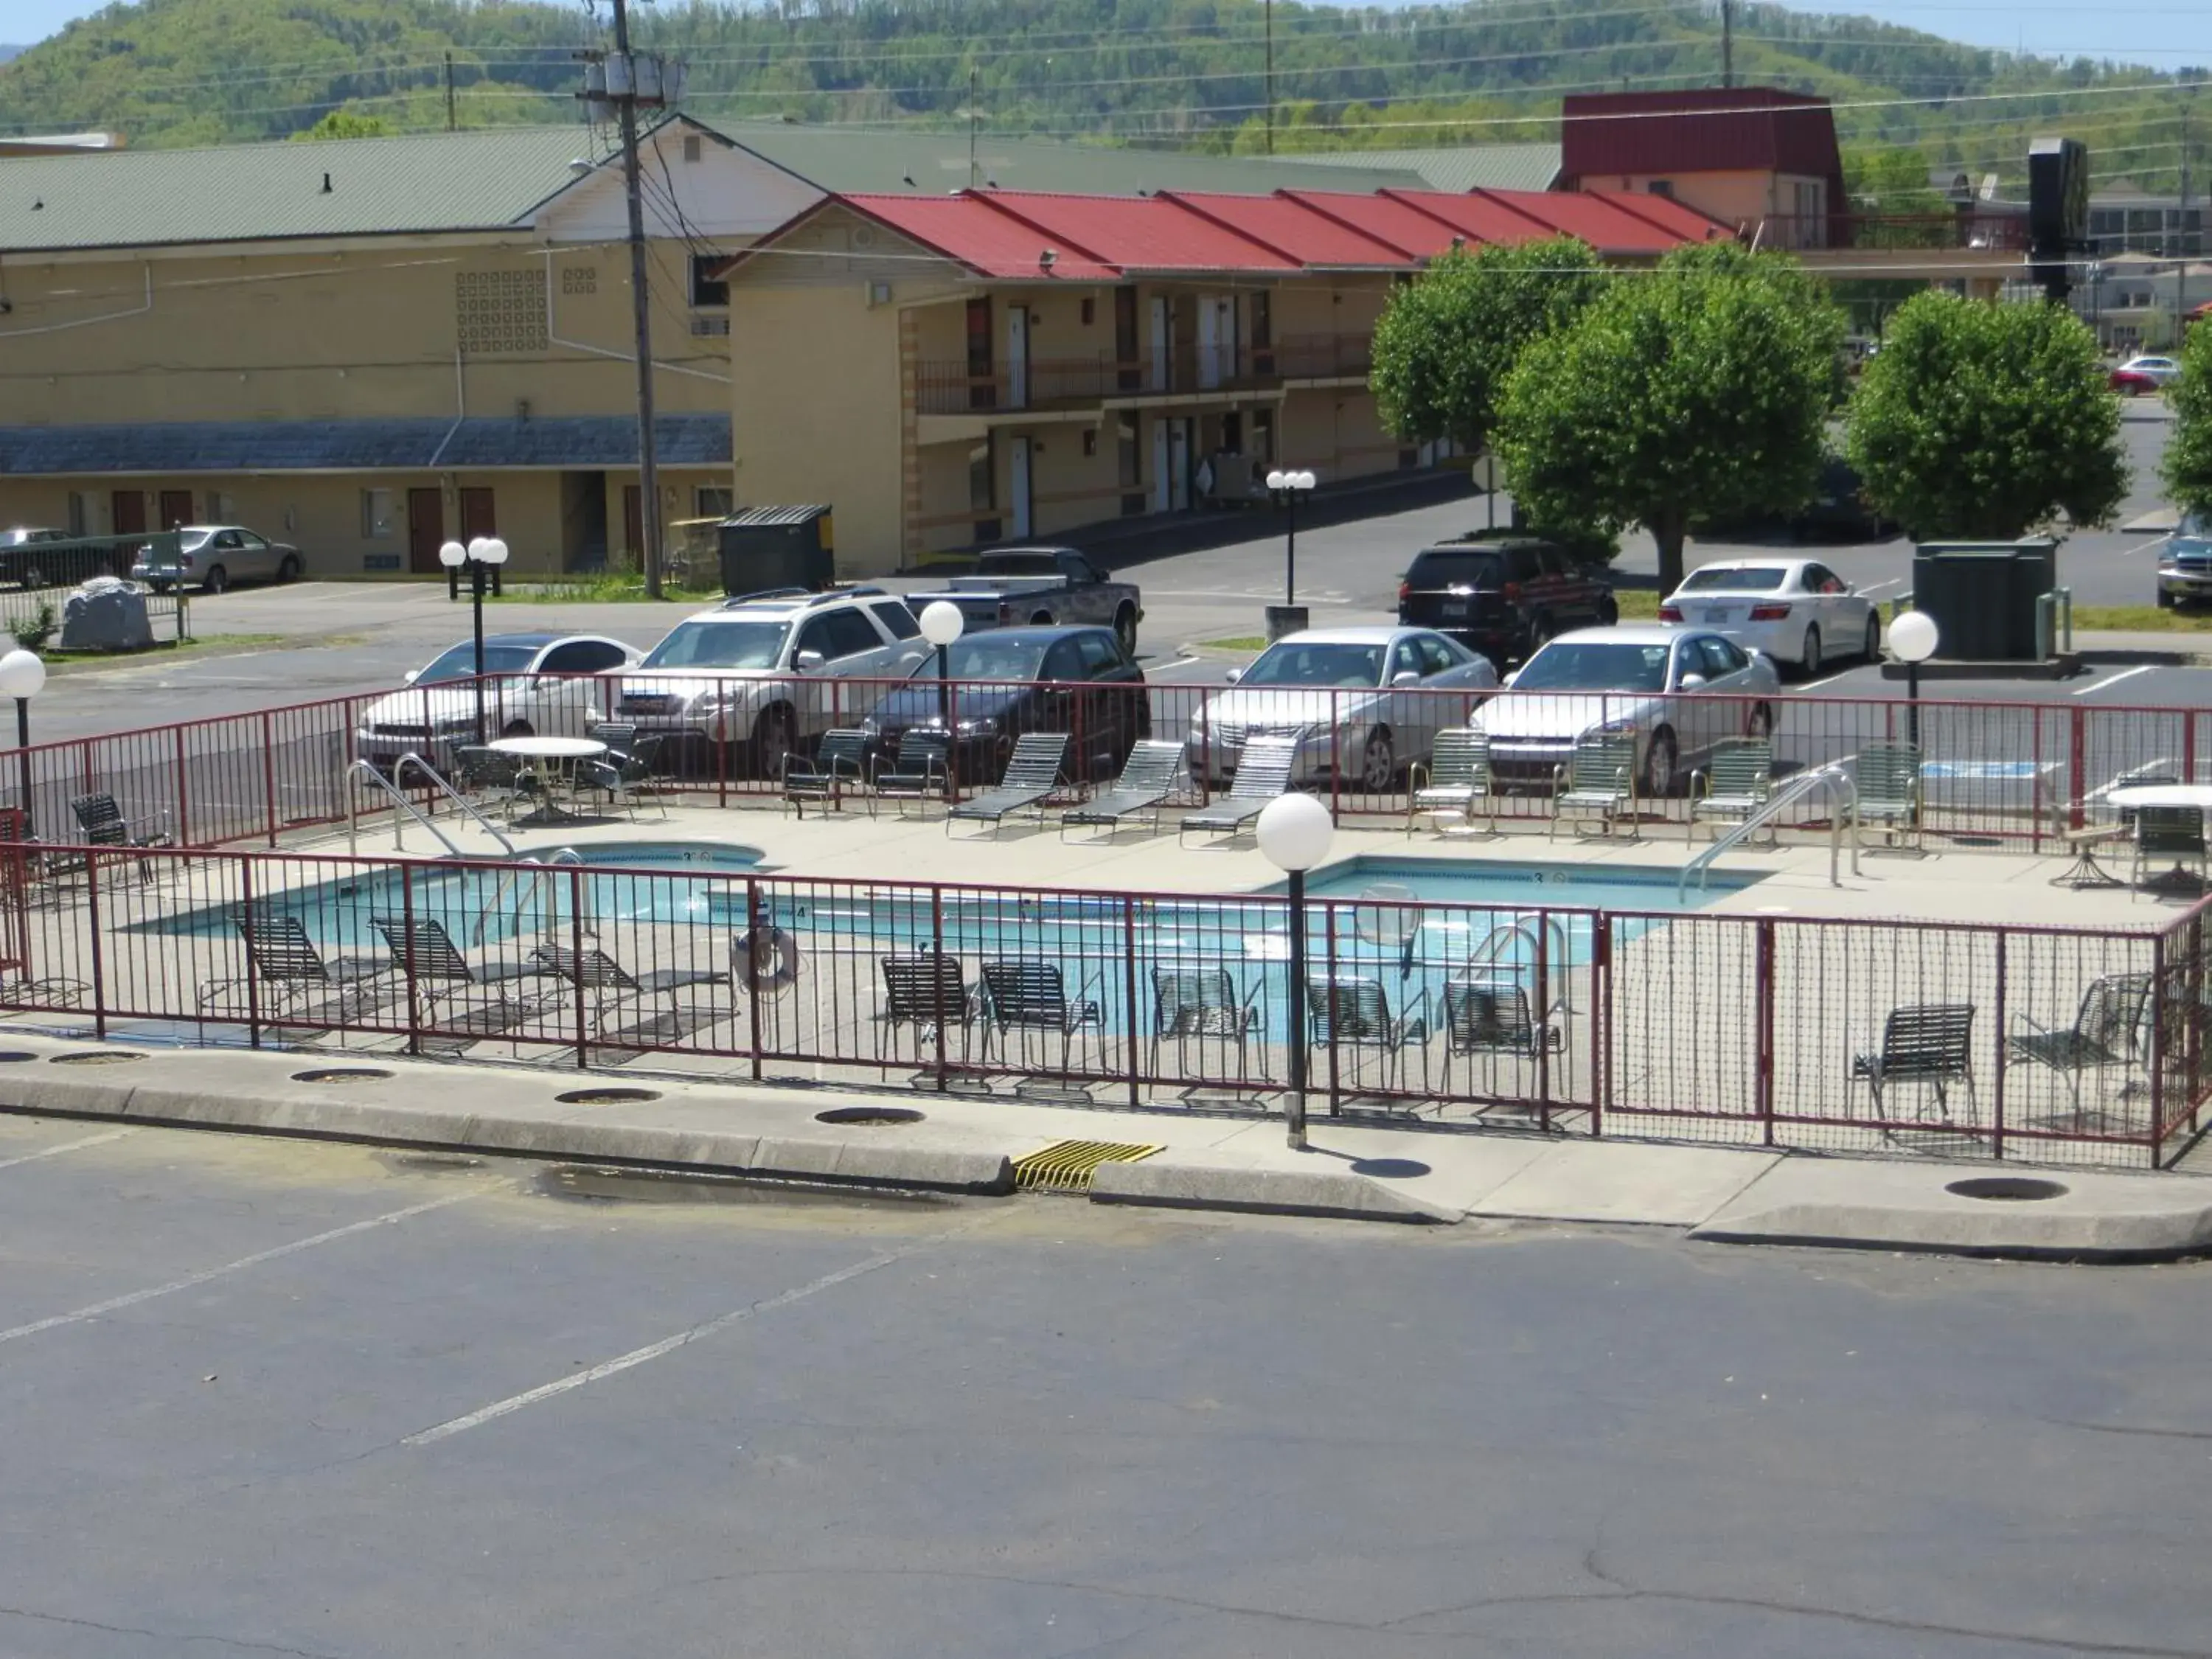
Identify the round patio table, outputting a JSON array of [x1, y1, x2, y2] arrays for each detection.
[[2104, 784, 2212, 893], [489, 735, 606, 824]]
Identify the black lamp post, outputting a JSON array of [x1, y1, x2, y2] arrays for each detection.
[[1889, 608, 1938, 749], [0, 649, 45, 839], [438, 535, 509, 746], [1256, 792, 1334, 1150]]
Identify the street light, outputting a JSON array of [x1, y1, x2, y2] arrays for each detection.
[[439, 536, 509, 745], [1888, 608, 1938, 748], [0, 648, 44, 839], [1257, 790, 1334, 1150], [1265, 468, 1317, 640], [919, 600, 965, 773]]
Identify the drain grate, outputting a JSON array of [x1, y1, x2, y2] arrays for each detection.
[[1012, 1139, 1163, 1193]]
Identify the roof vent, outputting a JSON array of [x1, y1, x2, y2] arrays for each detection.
[[320, 172, 332, 194]]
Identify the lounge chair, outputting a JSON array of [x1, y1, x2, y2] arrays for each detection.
[[1848, 1002, 1976, 1121], [1549, 734, 1637, 839], [1439, 975, 1564, 1097], [1688, 738, 1775, 846], [979, 959, 1105, 1071], [1178, 734, 1300, 847], [369, 914, 558, 1022], [2130, 805, 2208, 894], [527, 943, 731, 1033], [1150, 964, 1263, 1079], [198, 914, 389, 1020], [579, 730, 667, 821], [948, 732, 1068, 837], [1061, 740, 1186, 840], [1407, 729, 1496, 838], [67, 791, 173, 885], [877, 953, 982, 1062], [1855, 744, 1922, 850], [1307, 975, 1430, 1098], [782, 728, 871, 818], [870, 731, 951, 818], [2008, 973, 2152, 1118]]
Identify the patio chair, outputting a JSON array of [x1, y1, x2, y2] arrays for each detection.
[[979, 959, 1105, 1072], [1150, 964, 1263, 1079], [870, 731, 951, 819], [1307, 975, 1430, 1099], [2129, 805, 2209, 894], [1847, 1002, 1976, 1122], [1061, 740, 1186, 840], [198, 914, 390, 1021], [1439, 975, 1564, 1098], [578, 730, 667, 821], [877, 952, 983, 1062], [454, 746, 543, 822], [1688, 738, 1775, 846], [1178, 734, 1300, 847], [67, 791, 173, 886], [2008, 973, 2153, 1116], [1854, 744, 1923, 851], [1549, 734, 1637, 840], [369, 914, 559, 1022], [1407, 729, 1496, 838], [780, 728, 870, 818], [948, 732, 1069, 837], [527, 942, 731, 1034]]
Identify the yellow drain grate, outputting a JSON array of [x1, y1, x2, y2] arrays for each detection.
[[1012, 1139, 1164, 1193]]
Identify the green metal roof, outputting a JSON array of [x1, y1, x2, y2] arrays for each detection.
[[0, 124, 612, 254], [1293, 144, 1563, 194]]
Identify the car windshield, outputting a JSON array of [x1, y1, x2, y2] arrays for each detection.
[[981, 552, 1061, 577], [912, 638, 1048, 681], [414, 642, 545, 684], [2180, 511, 2212, 541], [1239, 641, 1385, 689], [1680, 566, 1787, 593], [639, 619, 789, 671], [1408, 552, 1503, 589], [1512, 641, 1671, 692]]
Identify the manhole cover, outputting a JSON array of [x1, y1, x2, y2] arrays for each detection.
[[0, 1051, 38, 1064], [1947, 1176, 2070, 1203], [49, 1051, 145, 1066], [815, 1106, 925, 1127], [291, 1067, 392, 1085], [1351, 1157, 1432, 1179], [555, 1087, 661, 1105]]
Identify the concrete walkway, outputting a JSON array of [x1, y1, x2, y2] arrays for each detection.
[[5, 1034, 2210, 1262]]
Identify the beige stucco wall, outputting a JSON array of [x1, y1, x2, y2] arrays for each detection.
[[1590, 170, 1827, 243]]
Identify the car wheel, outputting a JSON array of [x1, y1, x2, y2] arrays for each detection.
[[203, 565, 229, 595], [20, 567, 41, 591], [1113, 603, 1138, 655], [1863, 612, 1882, 659], [1799, 626, 1821, 679], [751, 706, 798, 779], [1641, 727, 1679, 799], [276, 554, 302, 583], [1595, 595, 1618, 626], [1746, 702, 1774, 740], [150, 581, 173, 596], [1029, 611, 1055, 627], [1359, 728, 1396, 793]]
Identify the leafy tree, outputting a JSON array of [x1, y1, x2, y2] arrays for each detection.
[[1368, 237, 1607, 456], [291, 109, 393, 141], [1492, 245, 1847, 594], [1846, 290, 2126, 540], [2162, 319, 2212, 520]]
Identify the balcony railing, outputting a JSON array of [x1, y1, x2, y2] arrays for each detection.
[[914, 339, 1371, 416]]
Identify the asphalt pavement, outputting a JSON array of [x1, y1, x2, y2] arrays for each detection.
[[5, 1114, 2212, 1659]]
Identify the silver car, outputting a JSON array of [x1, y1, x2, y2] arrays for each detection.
[[1475, 624, 1781, 797], [1189, 625, 1500, 790], [130, 525, 302, 593], [355, 631, 642, 774]]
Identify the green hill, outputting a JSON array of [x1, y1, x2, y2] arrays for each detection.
[[0, 0, 2198, 195]]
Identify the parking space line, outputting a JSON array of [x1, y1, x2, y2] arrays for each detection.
[[0, 1128, 136, 1172], [0, 1189, 480, 1348], [1147, 655, 1202, 675], [2074, 665, 2155, 698], [2121, 535, 2174, 559], [1798, 668, 1862, 692], [1859, 580, 1900, 596]]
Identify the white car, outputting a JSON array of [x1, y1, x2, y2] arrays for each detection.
[[2115, 354, 2182, 389], [1476, 624, 1781, 797], [1658, 557, 1882, 677], [355, 631, 641, 775], [1188, 625, 1499, 790]]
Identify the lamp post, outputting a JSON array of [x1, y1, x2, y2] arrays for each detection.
[[439, 536, 509, 745], [1264, 468, 1317, 642], [1888, 608, 1938, 749], [1257, 791, 1334, 1150], [0, 649, 45, 839], [919, 600, 965, 776]]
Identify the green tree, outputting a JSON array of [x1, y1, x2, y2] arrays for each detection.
[[2162, 319, 2212, 520], [1368, 237, 1608, 456], [291, 109, 393, 141], [1846, 290, 2126, 540], [1492, 245, 1847, 594]]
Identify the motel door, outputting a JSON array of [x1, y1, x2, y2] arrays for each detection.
[[406, 488, 445, 574], [1166, 418, 1192, 510], [1149, 297, 1169, 392], [111, 492, 146, 537], [1009, 437, 1033, 538], [1197, 295, 1234, 389], [157, 490, 194, 530], [1005, 307, 1030, 411]]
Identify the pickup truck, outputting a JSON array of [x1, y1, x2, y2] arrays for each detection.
[[908, 546, 1144, 653]]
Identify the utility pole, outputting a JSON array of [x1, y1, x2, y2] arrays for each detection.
[[969, 68, 981, 189], [444, 50, 456, 131], [2181, 88, 2197, 333], [1721, 0, 1734, 88], [1265, 0, 1275, 155]]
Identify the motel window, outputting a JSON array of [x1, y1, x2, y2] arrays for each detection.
[[690, 254, 728, 309], [1647, 179, 1675, 198], [1116, 413, 1141, 489], [695, 486, 735, 520], [1251, 408, 1276, 466], [359, 488, 396, 539]]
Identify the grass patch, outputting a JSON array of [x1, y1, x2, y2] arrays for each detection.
[[1201, 635, 1270, 653], [43, 632, 290, 671], [487, 572, 721, 605], [1611, 591, 1662, 620], [2067, 605, 2212, 633]]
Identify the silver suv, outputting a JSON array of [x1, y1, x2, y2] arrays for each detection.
[[616, 588, 929, 774]]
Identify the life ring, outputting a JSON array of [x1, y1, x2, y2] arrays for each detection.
[[739, 924, 800, 992]]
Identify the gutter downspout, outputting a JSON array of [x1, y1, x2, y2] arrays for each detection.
[[428, 344, 466, 468], [540, 248, 730, 384]]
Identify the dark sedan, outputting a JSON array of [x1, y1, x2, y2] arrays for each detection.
[[858, 626, 1150, 783]]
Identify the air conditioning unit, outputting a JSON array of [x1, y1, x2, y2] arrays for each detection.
[[691, 315, 731, 337]]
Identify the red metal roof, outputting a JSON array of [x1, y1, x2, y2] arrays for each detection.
[[1155, 191, 1411, 268], [1377, 188, 1555, 247], [1481, 189, 1686, 255], [1560, 88, 1846, 190], [1581, 188, 1736, 243], [978, 191, 1297, 274], [1272, 191, 1464, 260], [840, 193, 1118, 281]]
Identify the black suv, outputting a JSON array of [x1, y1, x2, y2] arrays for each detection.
[[1396, 535, 1616, 668]]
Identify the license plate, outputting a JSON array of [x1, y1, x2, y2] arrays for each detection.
[[1704, 608, 1728, 623], [1439, 600, 1468, 620]]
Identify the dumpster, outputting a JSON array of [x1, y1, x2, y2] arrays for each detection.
[[717, 505, 834, 596], [1910, 539, 2057, 660]]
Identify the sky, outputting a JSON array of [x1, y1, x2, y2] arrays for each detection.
[[8, 0, 2211, 69]]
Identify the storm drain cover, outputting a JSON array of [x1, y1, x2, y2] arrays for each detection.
[[292, 1068, 392, 1085], [49, 1051, 145, 1066], [555, 1087, 662, 1106], [1012, 1139, 1163, 1193]]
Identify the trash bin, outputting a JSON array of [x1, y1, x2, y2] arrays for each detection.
[[1910, 539, 2057, 660], [717, 506, 834, 597]]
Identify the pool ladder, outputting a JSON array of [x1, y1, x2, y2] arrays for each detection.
[[346, 754, 515, 860], [1464, 914, 1576, 1014], [1677, 759, 1860, 902], [473, 846, 594, 948]]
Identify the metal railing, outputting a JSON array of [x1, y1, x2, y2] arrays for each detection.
[[1680, 759, 1860, 900]]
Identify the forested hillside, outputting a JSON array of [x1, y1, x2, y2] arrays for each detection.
[[0, 0, 2198, 195]]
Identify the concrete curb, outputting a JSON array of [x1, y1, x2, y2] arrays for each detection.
[[1088, 1158, 1458, 1224]]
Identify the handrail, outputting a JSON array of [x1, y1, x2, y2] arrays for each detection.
[[346, 760, 467, 859], [1680, 759, 1862, 901], [1464, 914, 1576, 1012], [394, 752, 514, 858]]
